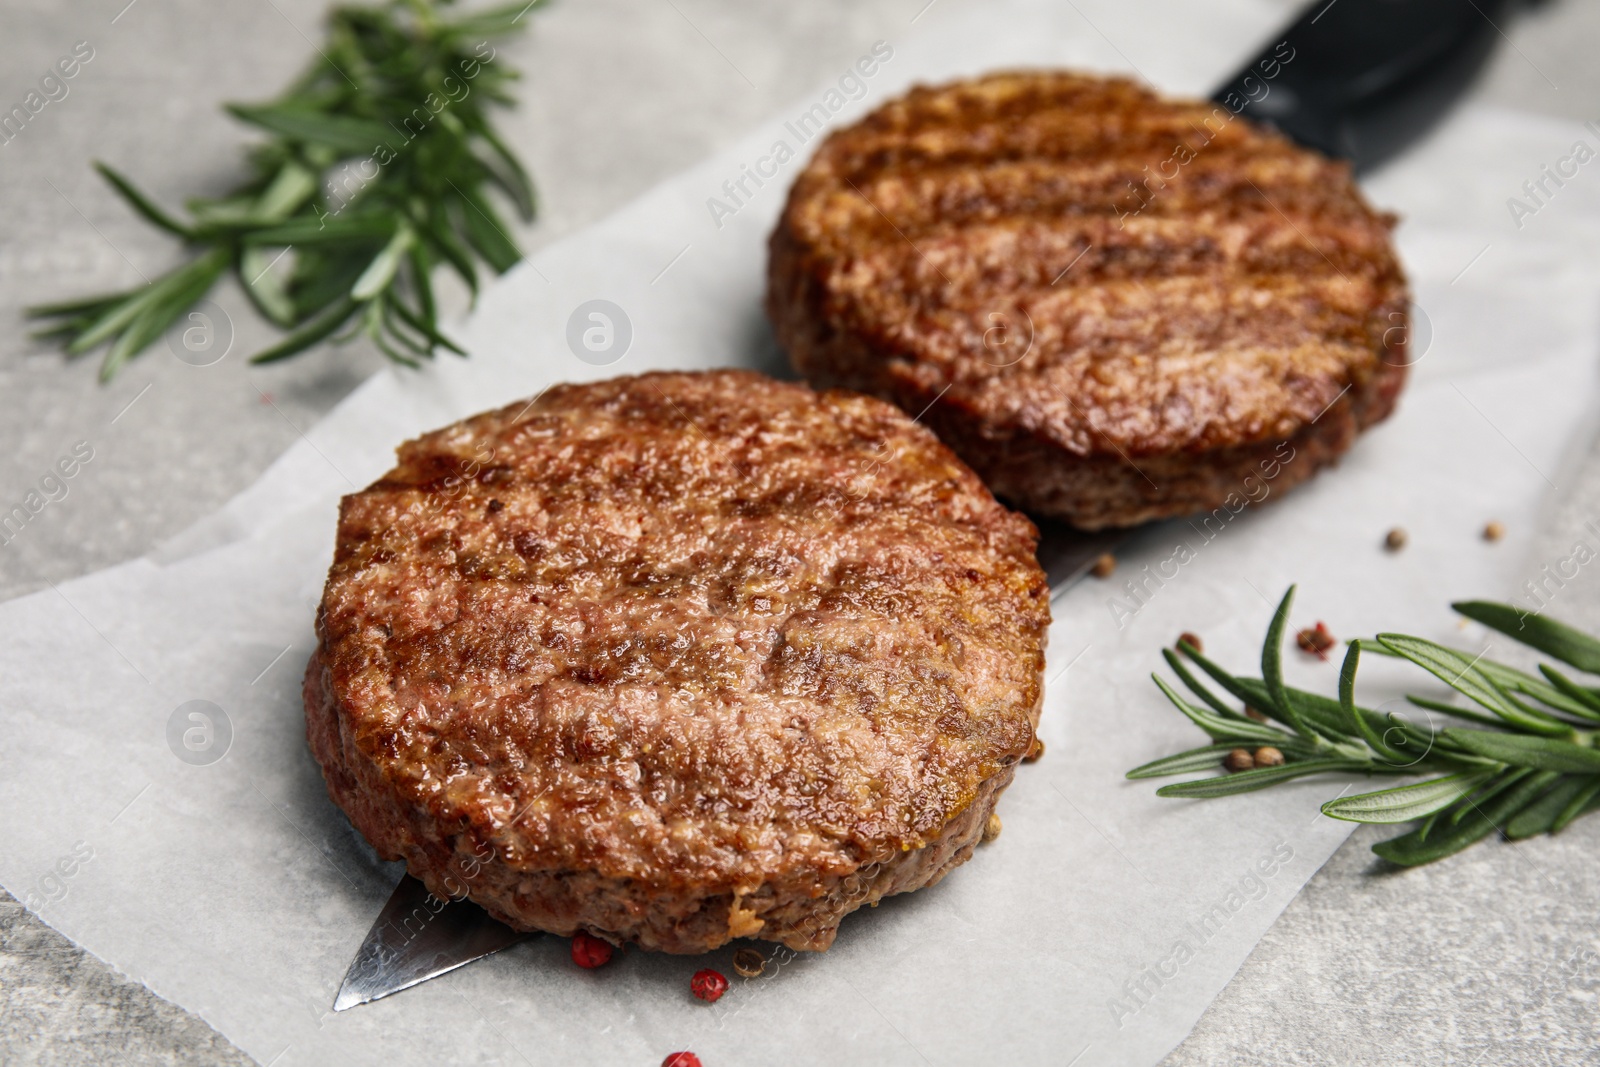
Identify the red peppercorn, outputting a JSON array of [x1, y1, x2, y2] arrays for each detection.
[[661, 1054, 702, 1067], [570, 931, 613, 969], [690, 968, 729, 1003], [1296, 622, 1336, 660]]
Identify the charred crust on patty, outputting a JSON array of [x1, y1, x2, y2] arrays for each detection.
[[305, 370, 1049, 953], [767, 71, 1410, 529]]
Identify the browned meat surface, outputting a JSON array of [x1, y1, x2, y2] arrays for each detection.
[[305, 370, 1049, 953], [768, 71, 1410, 529]]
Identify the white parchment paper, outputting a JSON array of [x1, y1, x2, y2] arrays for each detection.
[[5, 1, 1600, 1064]]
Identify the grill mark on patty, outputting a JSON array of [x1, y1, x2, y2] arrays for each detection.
[[783, 73, 1396, 369], [809, 155, 1366, 234], [311, 372, 1049, 941], [770, 71, 1407, 523]]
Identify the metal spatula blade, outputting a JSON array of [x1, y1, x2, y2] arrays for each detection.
[[332, 875, 533, 1011]]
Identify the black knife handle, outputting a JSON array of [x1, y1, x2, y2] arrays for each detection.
[[1213, 0, 1516, 173]]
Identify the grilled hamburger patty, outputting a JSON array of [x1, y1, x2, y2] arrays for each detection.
[[768, 72, 1410, 529], [305, 371, 1049, 953]]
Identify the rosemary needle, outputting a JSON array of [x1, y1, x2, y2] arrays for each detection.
[[1131, 586, 1600, 866], [29, 0, 546, 380]]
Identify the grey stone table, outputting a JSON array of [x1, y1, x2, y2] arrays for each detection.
[[2, 1, 1597, 1063]]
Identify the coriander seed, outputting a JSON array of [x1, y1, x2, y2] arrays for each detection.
[[1177, 632, 1203, 653], [1253, 746, 1285, 767], [732, 947, 766, 978], [1483, 520, 1505, 542], [1224, 748, 1255, 772], [983, 812, 1003, 842], [1244, 706, 1268, 723], [1384, 527, 1406, 551], [1090, 553, 1117, 579]]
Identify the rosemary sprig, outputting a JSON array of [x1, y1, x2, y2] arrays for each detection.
[[1130, 586, 1600, 865], [28, 0, 544, 380]]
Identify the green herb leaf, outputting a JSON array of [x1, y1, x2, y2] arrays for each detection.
[[420, 213, 480, 298], [253, 161, 320, 222], [1371, 770, 1556, 866], [1155, 759, 1371, 798], [1126, 745, 1245, 779], [243, 213, 396, 246], [1338, 642, 1407, 763], [98, 248, 228, 380], [475, 123, 537, 221], [1553, 776, 1600, 832], [1135, 585, 1600, 866], [1152, 675, 1292, 745], [35, 0, 543, 375], [1416, 805, 1446, 843], [1440, 729, 1600, 773], [25, 291, 131, 319], [93, 162, 195, 238], [1449, 766, 1534, 824], [1261, 585, 1313, 738], [1175, 643, 1260, 712], [1536, 664, 1600, 718], [1453, 600, 1600, 674], [240, 246, 296, 326], [1164, 647, 1250, 721], [1477, 660, 1600, 723], [1404, 694, 1508, 730], [351, 225, 415, 301], [385, 291, 464, 355], [249, 295, 357, 364], [1321, 771, 1496, 824], [1236, 677, 1422, 752], [1377, 634, 1573, 737], [453, 187, 520, 273], [65, 287, 166, 356], [1505, 775, 1595, 839], [226, 104, 394, 154]]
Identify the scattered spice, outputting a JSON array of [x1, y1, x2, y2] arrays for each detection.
[[1384, 527, 1406, 551], [662, 1054, 703, 1067], [1176, 632, 1203, 653], [1090, 552, 1117, 579], [1243, 706, 1268, 723], [1483, 520, 1505, 542], [983, 812, 1003, 842], [1296, 622, 1336, 660], [570, 931, 613, 969], [732, 947, 766, 979], [1224, 748, 1255, 772], [1253, 746, 1285, 768], [1025, 736, 1045, 762], [487, 498, 504, 514], [690, 968, 729, 1003]]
